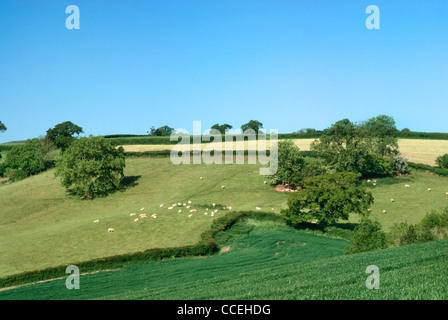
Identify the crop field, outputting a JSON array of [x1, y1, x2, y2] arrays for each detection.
[[120, 138, 447, 166], [1, 218, 447, 300]]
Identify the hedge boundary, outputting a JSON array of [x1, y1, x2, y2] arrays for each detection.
[[0, 211, 282, 289]]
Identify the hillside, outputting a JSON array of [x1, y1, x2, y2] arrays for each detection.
[[1, 218, 446, 299]]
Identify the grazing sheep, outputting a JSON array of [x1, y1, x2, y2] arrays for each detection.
[[178, 202, 182, 206], [160, 204, 164, 207], [140, 208, 145, 211], [204, 212, 208, 215], [391, 199, 394, 203], [140, 214, 147, 218], [367, 179, 371, 183], [211, 212, 214, 217], [186, 205, 190, 209], [130, 213, 136, 216], [221, 186, 225, 189], [93, 220, 99, 223], [256, 207, 261, 210], [134, 218, 139, 222], [428, 188, 431, 192], [200, 177, 203, 180], [373, 183, 376, 186], [108, 228, 114, 232], [383, 210, 387, 214], [188, 214, 193, 218], [272, 208, 275, 211], [178, 209, 182, 213], [405, 184, 410, 188], [168, 207, 173, 210], [264, 181, 267, 184], [367, 208, 371, 212], [446, 192, 448, 196], [212, 203, 216, 207]]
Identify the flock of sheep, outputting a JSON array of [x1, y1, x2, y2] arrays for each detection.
[[99, 176, 447, 233], [100, 176, 271, 233]]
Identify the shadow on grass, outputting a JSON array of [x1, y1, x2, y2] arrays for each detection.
[[119, 175, 142, 190]]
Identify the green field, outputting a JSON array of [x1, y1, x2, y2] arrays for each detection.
[[1, 218, 446, 299], [1, 143, 448, 299]]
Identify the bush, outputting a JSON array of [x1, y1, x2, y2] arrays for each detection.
[[3, 139, 46, 176], [394, 154, 409, 173], [345, 217, 387, 254], [436, 154, 448, 169], [55, 136, 126, 198], [7, 168, 28, 182]]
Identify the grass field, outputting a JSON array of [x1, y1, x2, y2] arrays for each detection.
[[0, 158, 289, 278], [1, 218, 446, 300]]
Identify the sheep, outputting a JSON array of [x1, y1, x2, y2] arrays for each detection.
[[134, 218, 139, 222], [140, 213, 147, 218], [446, 192, 448, 196], [428, 188, 431, 192], [178, 202, 182, 206], [204, 212, 208, 215], [108, 228, 114, 232], [211, 212, 214, 217], [367, 208, 371, 212], [93, 220, 99, 223], [188, 200, 192, 204], [200, 177, 203, 180], [178, 209, 182, 213], [264, 181, 267, 184], [256, 207, 261, 210], [382, 210, 387, 214], [405, 184, 410, 188], [391, 199, 394, 203], [212, 203, 216, 207], [186, 205, 190, 209], [140, 208, 145, 211], [168, 207, 173, 210], [160, 204, 164, 207], [188, 214, 193, 218], [221, 186, 225, 189], [130, 213, 136, 216]]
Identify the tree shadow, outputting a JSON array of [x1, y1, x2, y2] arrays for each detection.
[[333, 222, 358, 231], [120, 175, 141, 190]]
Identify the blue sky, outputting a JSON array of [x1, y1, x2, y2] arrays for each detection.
[[0, 0, 447, 142]]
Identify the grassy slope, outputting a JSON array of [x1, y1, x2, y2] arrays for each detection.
[[0, 158, 289, 278], [1, 220, 446, 300]]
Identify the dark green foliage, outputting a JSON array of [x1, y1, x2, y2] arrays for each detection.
[[345, 217, 387, 254], [241, 120, 263, 133], [0, 121, 6, 133], [149, 125, 174, 136], [408, 162, 448, 176], [55, 136, 126, 198], [268, 140, 305, 187], [3, 139, 47, 176], [46, 121, 83, 152], [436, 154, 448, 169], [211, 123, 233, 134], [311, 115, 400, 178], [5, 168, 28, 182], [283, 172, 374, 227], [386, 206, 448, 247]]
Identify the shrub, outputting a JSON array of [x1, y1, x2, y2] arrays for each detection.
[[436, 154, 448, 169], [7, 168, 28, 182], [345, 217, 387, 254], [55, 136, 126, 198], [394, 154, 409, 173], [3, 139, 46, 176]]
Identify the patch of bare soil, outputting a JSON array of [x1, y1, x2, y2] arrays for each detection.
[[274, 185, 301, 192], [220, 245, 231, 253]]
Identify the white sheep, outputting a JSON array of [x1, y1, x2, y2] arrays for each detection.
[[382, 210, 387, 214], [391, 199, 394, 203], [405, 184, 410, 188], [428, 188, 431, 192], [108, 228, 114, 232], [256, 207, 261, 210], [93, 220, 99, 223]]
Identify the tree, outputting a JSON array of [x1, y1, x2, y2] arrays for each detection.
[[241, 120, 263, 133], [3, 138, 46, 176], [55, 136, 126, 198], [268, 140, 305, 187], [282, 172, 373, 227], [311, 115, 399, 178], [211, 123, 233, 134], [46, 121, 83, 152], [345, 217, 387, 254], [0, 121, 6, 133], [436, 154, 448, 169], [151, 125, 174, 136]]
